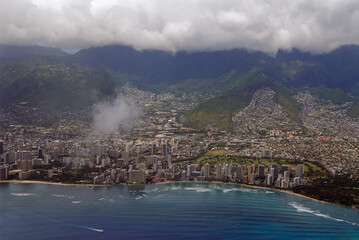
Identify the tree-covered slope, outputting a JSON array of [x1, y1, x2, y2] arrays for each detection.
[[0, 60, 115, 109], [184, 68, 302, 130]]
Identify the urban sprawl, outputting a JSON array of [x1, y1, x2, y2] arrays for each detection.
[[1, 87, 359, 190]]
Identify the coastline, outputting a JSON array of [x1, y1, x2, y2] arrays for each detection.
[[1, 179, 357, 212], [155, 181, 358, 211], [0, 180, 108, 187]]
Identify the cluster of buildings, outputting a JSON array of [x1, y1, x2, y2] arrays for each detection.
[[295, 92, 359, 140], [232, 88, 301, 137], [0, 134, 307, 189], [1, 86, 359, 188]]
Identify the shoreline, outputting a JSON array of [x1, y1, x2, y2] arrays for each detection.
[[155, 181, 359, 212], [1, 180, 357, 212], [0, 180, 108, 187], [154, 180, 332, 204]]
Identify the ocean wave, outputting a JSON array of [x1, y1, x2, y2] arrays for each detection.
[[11, 193, 35, 196], [289, 202, 357, 226], [52, 194, 66, 198], [72, 201, 82, 204], [99, 197, 115, 202], [265, 191, 275, 194], [184, 187, 212, 192], [222, 188, 257, 193], [134, 194, 148, 200], [143, 187, 160, 193], [52, 194, 74, 199]]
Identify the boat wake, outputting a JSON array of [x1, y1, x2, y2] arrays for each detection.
[[78, 225, 104, 232], [289, 202, 357, 226]]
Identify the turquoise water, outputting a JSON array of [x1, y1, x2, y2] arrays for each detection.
[[0, 182, 358, 240]]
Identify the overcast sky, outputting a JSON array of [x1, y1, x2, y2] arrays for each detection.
[[1, 0, 359, 53]]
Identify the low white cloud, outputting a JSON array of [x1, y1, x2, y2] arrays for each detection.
[[91, 95, 140, 133], [1, 0, 359, 53]]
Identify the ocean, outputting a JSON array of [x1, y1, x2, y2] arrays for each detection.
[[0, 182, 358, 240]]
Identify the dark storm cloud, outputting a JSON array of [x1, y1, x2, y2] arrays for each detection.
[[1, 0, 359, 53]]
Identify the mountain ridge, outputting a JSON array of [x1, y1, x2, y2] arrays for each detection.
[[1, 44, 359, 129]]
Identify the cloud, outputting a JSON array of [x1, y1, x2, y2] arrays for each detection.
[[1, 0, 359, 53], [91, 95, 140, 132]]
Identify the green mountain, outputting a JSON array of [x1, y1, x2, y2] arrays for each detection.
[[184, 68, 301, 130], [0, 59, 115, 109], [2, 44, 359, 128]]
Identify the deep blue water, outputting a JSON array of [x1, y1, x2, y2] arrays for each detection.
[[0, 182, 358, 240]]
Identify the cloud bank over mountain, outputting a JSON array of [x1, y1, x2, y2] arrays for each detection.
[[1, 0, 359, 53]]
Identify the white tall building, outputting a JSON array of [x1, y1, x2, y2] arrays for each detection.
[[168, 153, 172, 168], [187, 164, 192, 177], [202, 163, 210, 179]]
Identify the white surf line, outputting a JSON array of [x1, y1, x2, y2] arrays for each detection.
[[289, 202, 357, 226], [10, 193, 35, 196]]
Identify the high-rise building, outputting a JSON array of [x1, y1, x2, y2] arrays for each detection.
[[283, 170, 290, 180], [203, 163, 210, 179], [269, 163, 278, 179], [128, 170, 145, 184], [250, 173, 255, 184], [19, 159, 33, 172], [293, 177, 302, 186], [258, 165, 265, 177], [162, 143, 168, 156], [18, 151, 31, 161], [187, 164, 192, 177], [236, 167, 243, 181], [281, 165, 291, 174], [9, 152, 17, 164], [215, 165, 222, 180], [4, 152, 9, 165], [266, 174, 273, 185], [151, 142, 157, 155], [269, 167, 275, 179], [125, 143, 132, 153], [0, 140, 4, 155], [197, 160, 202, 171], [168, 153, 172, 168], [247, 165, 255, 182], [38, 148, 43, 159], [296, 165, 305, 178], [223, 164, 229, 177], [0, 166, 9, 180]]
